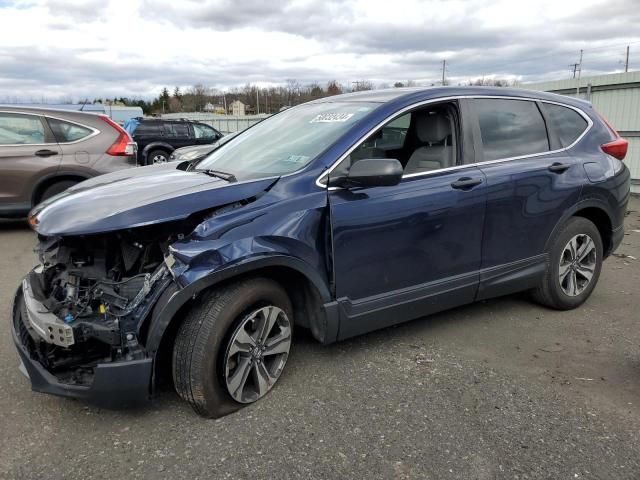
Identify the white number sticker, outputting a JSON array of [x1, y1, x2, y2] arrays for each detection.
[[310, 113, 354, 123]]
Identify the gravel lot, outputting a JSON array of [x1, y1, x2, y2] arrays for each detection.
[[1, 197, 639, 480]]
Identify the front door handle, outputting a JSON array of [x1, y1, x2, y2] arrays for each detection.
[[451, 177, 482, 190], [35, 149, 58, 158], [548, 162, 571, 173]]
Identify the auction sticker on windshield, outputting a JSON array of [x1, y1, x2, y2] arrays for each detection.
[[310, 113, 355, 123]]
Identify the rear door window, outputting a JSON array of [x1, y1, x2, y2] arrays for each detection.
[[0, 113, 49, 145], [47, 118, 93, 143], [474, 99, 549, 161], [164, 122, 190, 138], [540, 103, 588, 147]]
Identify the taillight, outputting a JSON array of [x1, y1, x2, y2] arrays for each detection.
[[99, 115, 136, 156], [601, 138, 628, 161], [594, 111, 628, 161]]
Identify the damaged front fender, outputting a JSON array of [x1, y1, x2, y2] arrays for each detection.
[[144, 191, 336, 352], [144, 253, 335, 354]]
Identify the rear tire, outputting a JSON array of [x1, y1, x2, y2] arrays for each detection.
[[172, 278, 293, 418], [38, 180, 78, 203], [146, 149, 169, 165], [533, 217, 603, 310]]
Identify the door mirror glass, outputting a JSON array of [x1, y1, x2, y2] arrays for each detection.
[[329, 158, 403, 188]]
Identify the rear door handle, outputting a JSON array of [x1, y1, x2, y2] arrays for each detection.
[[451, 177, 482, 190], [548, 162, 571, 173], [35, 149, 58, 158]]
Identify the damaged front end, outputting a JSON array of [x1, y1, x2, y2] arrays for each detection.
[[11, 164, 283, 407], [12, 227, 178, 407]]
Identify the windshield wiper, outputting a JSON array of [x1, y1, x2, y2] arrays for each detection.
[[200, 169, 237, 182]]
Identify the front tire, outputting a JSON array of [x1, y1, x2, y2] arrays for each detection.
[[533, 217, 603, 310], [172, 278, 293, 418]]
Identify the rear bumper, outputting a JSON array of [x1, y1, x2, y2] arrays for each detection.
[[93, 153, 138, 173], [11, 286, 152, 409]]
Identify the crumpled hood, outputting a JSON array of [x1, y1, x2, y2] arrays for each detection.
[[31, 163, 277, 236]]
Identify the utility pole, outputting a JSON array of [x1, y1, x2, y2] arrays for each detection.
[[569, 63, 579, 79], [441, 59, 447, 86], [256, 89, 259, 115], [576, 49, 583, 96], [625, 45, 630, 72]]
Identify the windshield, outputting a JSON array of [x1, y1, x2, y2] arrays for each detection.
[[196, 102, 378, 181]]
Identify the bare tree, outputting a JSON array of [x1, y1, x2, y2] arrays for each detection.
[[168, 97, 182, 113], [285, 79, 301, 106], [351, 80, 374, 91], [468, 77, 513, 87], [189, 84, 208, 111]]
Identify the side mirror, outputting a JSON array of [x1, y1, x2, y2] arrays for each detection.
[[329, 158, 403, 188]]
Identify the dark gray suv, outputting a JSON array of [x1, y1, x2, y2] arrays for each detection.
[[0, 106, 137, 217]]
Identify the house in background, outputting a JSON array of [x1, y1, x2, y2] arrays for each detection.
[[230, 100, 246, 116], [204, 102, 225, 114]]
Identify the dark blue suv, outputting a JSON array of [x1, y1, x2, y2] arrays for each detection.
[[12, 87, 630, 417]]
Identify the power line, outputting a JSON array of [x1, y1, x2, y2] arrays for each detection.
[[460, 39, 640, 74]]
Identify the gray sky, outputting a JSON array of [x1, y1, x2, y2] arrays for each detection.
[[1, 0, 639, 102]]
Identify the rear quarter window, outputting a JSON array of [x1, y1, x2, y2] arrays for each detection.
[[475, 99, 549, 161], [541, 103, 588, 147], [135, 123, 162, 136], [47, 118, 93, 143]]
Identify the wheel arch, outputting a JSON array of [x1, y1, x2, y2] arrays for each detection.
[[144, 255, 338, 386], [545, 200, 614, 257], [572, 207, 613, 256], [31, 171, 91, 206]]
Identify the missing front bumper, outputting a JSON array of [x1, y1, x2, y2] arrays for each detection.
[[11, 285, 153, 408], [21, 277, 75, 347]]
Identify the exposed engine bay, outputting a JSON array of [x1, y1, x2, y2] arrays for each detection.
[[18, 225, 183, 385]]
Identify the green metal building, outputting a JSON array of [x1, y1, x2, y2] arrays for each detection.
[[521, 72, 640, 193]]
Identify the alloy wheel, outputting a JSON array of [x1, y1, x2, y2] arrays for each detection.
[[152, 154, 167, 164], [558, 234, 597, 297], [224, 306, 292, 404]]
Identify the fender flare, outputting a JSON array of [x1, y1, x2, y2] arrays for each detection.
[[142, 142, 175, 160], [543, 198, 614, 253], [143, 254, 335, 354]]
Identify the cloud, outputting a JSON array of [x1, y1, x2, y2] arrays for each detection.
[[45, 0, 109, 20], [0, 0, 639, 101]]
